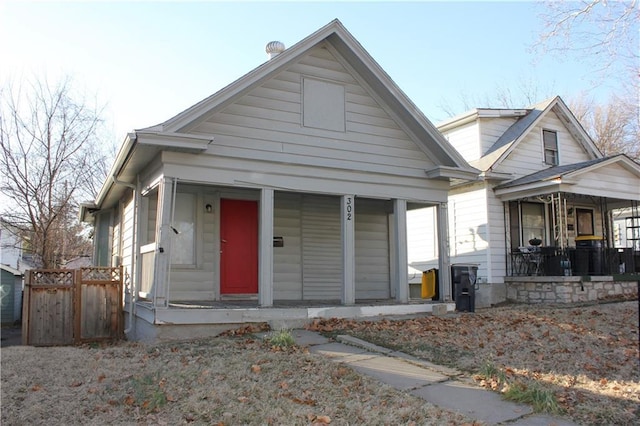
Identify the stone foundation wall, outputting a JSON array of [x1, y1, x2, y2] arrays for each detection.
[[506, 276, 639, 304]]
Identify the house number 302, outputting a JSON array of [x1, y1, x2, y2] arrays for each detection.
[[346, 197, 353, 221]]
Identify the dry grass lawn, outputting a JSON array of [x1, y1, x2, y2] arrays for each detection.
[[309, 299, 640, 426], [1, 326, 471, 426], [2, 300, 637, 425]]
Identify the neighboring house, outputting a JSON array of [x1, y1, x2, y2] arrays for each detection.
[[0, 221, 24, 272], [81, 20, 478, 341], [410, 96, 640, 307], [1, 264, 23, 325]]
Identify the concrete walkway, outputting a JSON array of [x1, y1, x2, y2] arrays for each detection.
[[291, 329, 578, 426]]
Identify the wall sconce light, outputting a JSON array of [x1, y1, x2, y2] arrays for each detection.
[[205, 204, 213, 213]]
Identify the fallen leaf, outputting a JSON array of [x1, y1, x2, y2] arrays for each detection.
[[31, 384, 43, 392], [313, 415, 331, 424], [97, 373, 106, 382], [251, 365, 261, 373], [69, 380, 83, 387], [124, 395, 135, 406]]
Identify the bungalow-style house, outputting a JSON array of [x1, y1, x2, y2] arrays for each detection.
[[409, 96, 640, 307], [81, 20, 478, 341]]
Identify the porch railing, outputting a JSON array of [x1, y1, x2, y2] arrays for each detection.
[[509, 247, 639, 277]]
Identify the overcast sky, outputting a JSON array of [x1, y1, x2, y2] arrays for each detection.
[[1, 1, 627, 146]]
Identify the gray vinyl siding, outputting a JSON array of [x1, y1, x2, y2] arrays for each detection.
[[273, 193, 390, 301], [355, 198, 390, 299], [449, 185, 489, 279], [441, 121, 480, 162], [486, 188, 507, 283], [120, 192, 135, 284], [569, 165, 640, 201], [111, 204, 121, 267], [302, 195, 342, 300], [478, 117, 518, 155], [169, 188, 216, 301], [273, 193, 303, 300], [184, 45, 449, 202], [497, 112, 592, 177], [407, 206, 438, 272]]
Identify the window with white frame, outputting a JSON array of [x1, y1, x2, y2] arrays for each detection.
[[576, 208, 594, 236], [543, 130, 558, 165], [171, 192, 195, 266], [521, 202, 545, 245]]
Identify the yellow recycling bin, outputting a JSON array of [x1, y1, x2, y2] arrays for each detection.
[[421, 268, 437, 299]]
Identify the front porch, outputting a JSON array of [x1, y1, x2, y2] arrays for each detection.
[[506, 275, 639, 304], [509, 246, 640, 277], [126, 298, 455, 342]]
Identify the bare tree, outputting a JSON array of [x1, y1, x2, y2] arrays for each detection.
[[0, 76, 109, 268], [570, 93, 640, 160], [534, 0, 639, 84], [438, 79, 557, 118]]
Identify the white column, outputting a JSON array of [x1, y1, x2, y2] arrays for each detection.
[[341, 195, 355, 305], [437, 202, 452, 301], [259, 188, 274, 307], [393, 199, 408, 303], [153, 177, 174, 308]]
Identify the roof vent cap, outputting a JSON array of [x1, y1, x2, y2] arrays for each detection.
[[265, 41, 285, 59]]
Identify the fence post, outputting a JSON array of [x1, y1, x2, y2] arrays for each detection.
[[74, 269, 82, 344], [21, 271, 31, 345]]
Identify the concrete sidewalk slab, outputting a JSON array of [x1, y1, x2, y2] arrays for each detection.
[[291, 329, 330, 346], [336, 335, 393, 354], [411, 381, 533, 425], [389, 350, 462, 377], [309, 342, 375, 362], [346, 356, 449, 391]]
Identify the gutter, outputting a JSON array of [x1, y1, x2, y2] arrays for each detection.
[[93, 132, 138, 210]]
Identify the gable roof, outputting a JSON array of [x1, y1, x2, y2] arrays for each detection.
[[83, 19, 478, 218], [150, 19, 475, 174], [455, 96, 603, 172], [495, 156, 612, 189], [494, 154, 640, 202]]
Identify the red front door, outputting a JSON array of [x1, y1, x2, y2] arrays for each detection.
[[220, 199, 258, 294]]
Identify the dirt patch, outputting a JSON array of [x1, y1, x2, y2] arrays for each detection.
[[1, 328, 472, 425], [308, 300, 640, 425]]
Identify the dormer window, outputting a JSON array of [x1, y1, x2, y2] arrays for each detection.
[[543, 130, 558, 165]]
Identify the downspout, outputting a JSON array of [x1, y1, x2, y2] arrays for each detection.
[[111, 175, 138, 334]]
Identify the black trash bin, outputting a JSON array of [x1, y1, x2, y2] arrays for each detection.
[[451, 264, 478, 312], [575, 236, 604, 275]]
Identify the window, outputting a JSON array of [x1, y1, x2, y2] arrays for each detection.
[[521, 202, 545, 245], [543, 130, 558, 165], [576, 208, 594, 236], [172, 192, 195, 266]]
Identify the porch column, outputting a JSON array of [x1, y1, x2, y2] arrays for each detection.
[[154, 177, 174, 308], [259, 188, 274, 307], [393, 199, 409, 303], [437, 202, 452, 301], [341, 195, 355, 305]]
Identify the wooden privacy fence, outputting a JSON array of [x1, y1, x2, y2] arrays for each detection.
[[22, 266, 124, 346]]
